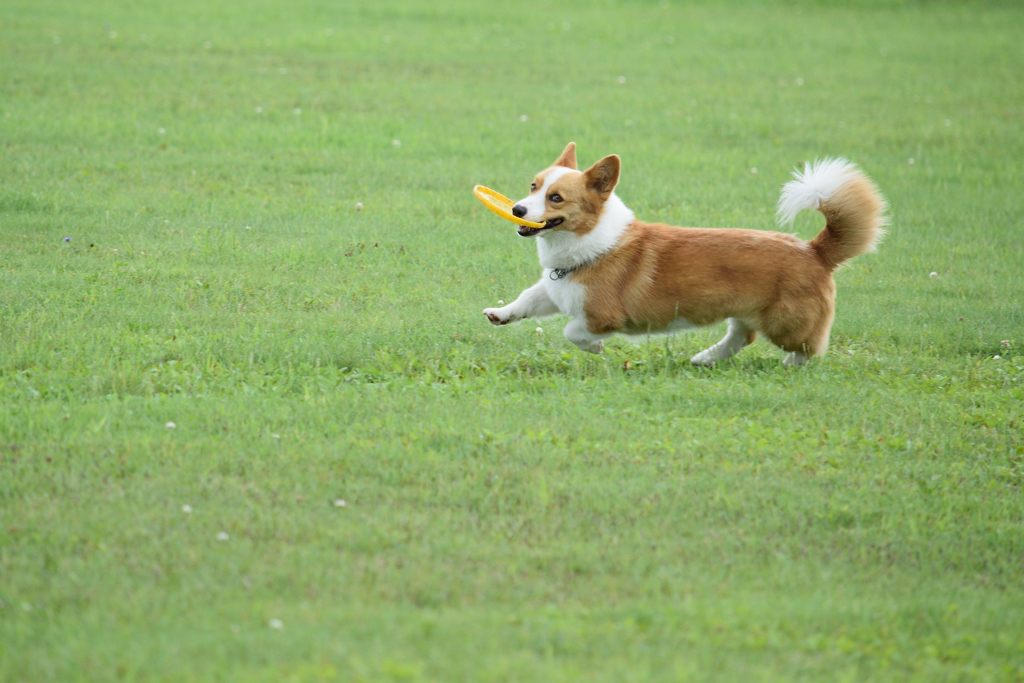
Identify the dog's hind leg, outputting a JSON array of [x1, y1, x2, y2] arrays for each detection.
[[690, 318, 757, 366], [484, 279, 560, 326], [761, 296, 833, 366]]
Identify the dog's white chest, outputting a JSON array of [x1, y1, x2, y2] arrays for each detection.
[[543, 272, 587, 318]]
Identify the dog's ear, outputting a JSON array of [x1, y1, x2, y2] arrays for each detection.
[[553, 142, 577, 170], [582, 154, 620, 200]]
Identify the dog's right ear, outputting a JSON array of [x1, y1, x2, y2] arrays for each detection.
[[553, 142, 577, 170]]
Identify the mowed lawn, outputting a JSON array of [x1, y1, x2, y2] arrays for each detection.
[[2, 0, 1023, 680]]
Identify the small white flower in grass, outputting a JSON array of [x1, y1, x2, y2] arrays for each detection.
[[520, 114, 528, 122], [216, 532, 229, 541], [166, 421, 176, 429], [392, 139, 401, 147], [750, 167, 758, 174], [535, 326, 543, 334], [334, 499, 347, 507], [497, 300, 504, 305], [269, 619, 284, 630], [271, 433, 280, 439], [158, 127, 165, 135], [929, 271, 938, 278], [182, 504, 192, 514], [355, 202, 363, 211], [908, 158, 915, 165], [294, 108, 301, 116], [617, 76, 627, 84], [994, 355, 1001, 360], [245, 225, 252, 230], [255, 106, 263, 114]]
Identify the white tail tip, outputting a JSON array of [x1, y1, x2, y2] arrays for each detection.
[[776, 157, 859, 225]]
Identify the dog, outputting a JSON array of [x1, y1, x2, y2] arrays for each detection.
[[483, 142, 887, 366]]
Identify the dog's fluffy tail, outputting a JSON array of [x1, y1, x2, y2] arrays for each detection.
[[776, 158, 887, 270]]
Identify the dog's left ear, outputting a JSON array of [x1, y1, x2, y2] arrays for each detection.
[[553, 142, 577, 170], [582, 154, 620, 200]]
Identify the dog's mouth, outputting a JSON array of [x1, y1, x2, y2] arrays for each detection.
[[518, 217, 563, 237]]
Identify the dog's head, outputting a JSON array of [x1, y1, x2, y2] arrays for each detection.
[[512, 142, 621, 238]]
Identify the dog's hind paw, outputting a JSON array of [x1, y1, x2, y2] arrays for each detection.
[[782, 351, 808, 367], [690, 348, 719, 366]]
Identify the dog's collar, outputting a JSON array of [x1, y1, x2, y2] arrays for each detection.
[[548, 261, 592, 281]]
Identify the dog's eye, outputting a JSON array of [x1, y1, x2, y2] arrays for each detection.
[[530, 183, 537, 191], [549, 193, 563, 203]]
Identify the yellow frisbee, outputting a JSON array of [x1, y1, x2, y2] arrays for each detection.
[[473, 185, 546, 228]]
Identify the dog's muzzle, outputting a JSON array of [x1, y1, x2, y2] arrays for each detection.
[[517, 217, 563, 237]]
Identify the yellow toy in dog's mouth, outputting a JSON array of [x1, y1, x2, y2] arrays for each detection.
[[473, 185, 546, 229]]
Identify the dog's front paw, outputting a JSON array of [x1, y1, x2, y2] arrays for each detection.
[[584, 339, 604, 354], [483, 307, 515, 326]]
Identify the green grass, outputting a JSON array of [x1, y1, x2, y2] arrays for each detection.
[[2, 0, 1023, 680]]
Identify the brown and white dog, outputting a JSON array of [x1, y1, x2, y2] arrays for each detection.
[[483, 142, 887, 366]]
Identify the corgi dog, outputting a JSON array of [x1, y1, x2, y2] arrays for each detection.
[[483, 142, 887, 366]]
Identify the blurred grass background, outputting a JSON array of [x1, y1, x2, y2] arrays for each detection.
[[1, 0, 1023, 681]]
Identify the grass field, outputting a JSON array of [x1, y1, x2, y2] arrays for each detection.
[[2, 0, 1023, 680]]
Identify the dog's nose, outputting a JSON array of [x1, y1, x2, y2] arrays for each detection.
[[511, 204, 527, 219]]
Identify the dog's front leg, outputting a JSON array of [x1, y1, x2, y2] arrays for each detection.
[[563, 316, 607, 354], [483, 279, 559, 326]]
